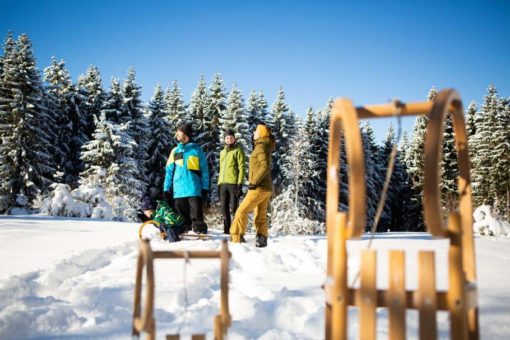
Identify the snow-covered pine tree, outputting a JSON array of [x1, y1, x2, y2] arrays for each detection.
[[441, 110, 458, 214], [271, 121, 324, 234], [301, 106, 325, 220], [257, 90, 271, 124], [76, 65, 104, 139], [146, 85, 173, 199], [206, 74, 227, 197], [492, 95, 510, 219], [471, 85, 499, 210], [188, 75, 216, 193], [269, 86, 294, 194], [246, 90, 271, 155], [189, 75, 210, 146], [281, 121, 315, 199], [43, 57, 86, 186], [221, 83, 250, 149], [80, 113, 116, 188], [80, 112, 143, 220], [376, 124, 404, 231], [246, 90, 260, 144], [102, 77, 123, 123], [394, 130, 417, 231], [0, 33, 57, 212], [466, 101, 477, 141], [403, 87, 437, 231], [466, 101, 478, 164], [361, 122, 382, 230], [121, 67, 148, 192], [207, 73, 226, 136], [0, 32, 17, 212], [315, 98, 333, 215], [164, 80, 187, 130], [399, 131, 410, 164]]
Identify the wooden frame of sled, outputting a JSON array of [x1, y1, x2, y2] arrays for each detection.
[[132, 239, 232, 340], [324, 89, 479, 339]]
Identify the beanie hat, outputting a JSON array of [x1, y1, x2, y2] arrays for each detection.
[[224, 128, 236, 138], [177, 123, 193, 138], [255, 124, 271, 139], [141, 194, 155, 211]]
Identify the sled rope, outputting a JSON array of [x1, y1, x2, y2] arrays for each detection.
[[350, 100, 403, 287], [177, 251, 191, 335]]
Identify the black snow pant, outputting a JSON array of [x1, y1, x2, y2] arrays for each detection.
[[220, 184, 239, 234], [174, 196, 208, 234]]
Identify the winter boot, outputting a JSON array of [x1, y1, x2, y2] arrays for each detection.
[[166, 227, 181, 242], [192, 222, 208, 234], [255, 234, 267, 248]]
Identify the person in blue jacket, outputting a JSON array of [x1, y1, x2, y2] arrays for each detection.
[[164, 123, 209, 234]]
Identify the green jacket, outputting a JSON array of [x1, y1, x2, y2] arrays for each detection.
[[218, 144, 246, 185], [151, 201, 184, 228], [249, 136, 274, 191]]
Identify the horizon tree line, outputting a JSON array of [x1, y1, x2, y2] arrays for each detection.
[[1, 32, 508, 229]]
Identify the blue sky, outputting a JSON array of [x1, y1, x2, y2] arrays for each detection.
[[1, 0, 509, 140]]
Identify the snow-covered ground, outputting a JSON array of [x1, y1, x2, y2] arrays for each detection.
[[0, 216, 509, 339]]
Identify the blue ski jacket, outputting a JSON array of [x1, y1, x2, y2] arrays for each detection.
[[164, 142, 210, 198]]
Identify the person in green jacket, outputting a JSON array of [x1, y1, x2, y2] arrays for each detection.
[[230, 124, 274, 247], [218, 128, 246, 234]]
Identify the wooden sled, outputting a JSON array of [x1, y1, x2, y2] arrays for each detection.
[[138, 220, 211, 241], [132, 239, 232, 340], [324, 89, 479, 339]]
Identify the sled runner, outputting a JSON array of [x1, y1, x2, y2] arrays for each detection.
[[138, 220, 211, 241], [324, 89, 479, 340]]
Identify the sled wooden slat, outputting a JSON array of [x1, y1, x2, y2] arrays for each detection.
[[153, 250, 224, 259], [348, 285, 479, 311], [165, 333, 205, 340], [388, 250, 406, 340], [132, 239, 232, 340], [418, 251, 437, 340], [359, 250, 377, 340], [214, 314, 223, 340], [357, 101, 433, 119], [220, 240, 231, 331], [331, 213, 348, 340], [448, 213, 469, 340]]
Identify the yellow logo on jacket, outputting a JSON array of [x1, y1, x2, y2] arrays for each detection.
[[187, 155, 200, 170]]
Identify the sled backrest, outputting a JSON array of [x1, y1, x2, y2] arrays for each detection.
[[132, 239, 231, 340], [324, 89, 479, 339]]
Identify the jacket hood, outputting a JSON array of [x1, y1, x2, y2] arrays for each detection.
[[255, 136, 275, 152]]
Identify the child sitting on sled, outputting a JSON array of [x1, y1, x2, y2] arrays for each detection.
[[139, 194, 186, 242]]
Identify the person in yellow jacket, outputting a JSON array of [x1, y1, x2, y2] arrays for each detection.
[[218, 128, 246, 234], [230, 124, 275, 247]]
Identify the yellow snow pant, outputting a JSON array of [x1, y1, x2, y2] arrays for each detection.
[[230, 188, 272, 243]]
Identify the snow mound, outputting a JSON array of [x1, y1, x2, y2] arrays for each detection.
[[473, 205, 510, 236]]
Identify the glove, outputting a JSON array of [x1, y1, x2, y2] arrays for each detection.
[[201, 189, 210, 203], [163, 191, 173, 204], [236, 184, 243, 196], [248, 184, 257, 190]]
